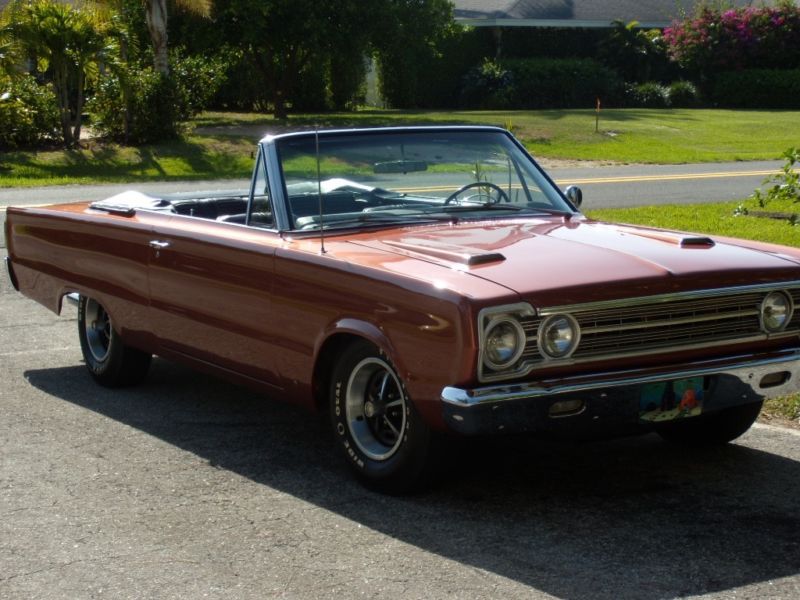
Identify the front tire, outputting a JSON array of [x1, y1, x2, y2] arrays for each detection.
[[330, 341, 432, 493], [656, 400, 763, 445], [78, 296, 151, 387]]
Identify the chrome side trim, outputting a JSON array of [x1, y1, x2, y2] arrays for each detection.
[[539, 280, 800, 316], [443, 349, 800, 407]]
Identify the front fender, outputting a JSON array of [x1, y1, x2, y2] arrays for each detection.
[[316, 317, 406, 377]]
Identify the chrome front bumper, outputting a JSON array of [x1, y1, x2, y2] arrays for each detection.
[[441, 349, 800, 435]]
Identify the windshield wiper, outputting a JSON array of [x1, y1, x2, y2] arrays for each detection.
[[439, 203, 526, 211], [303, 212, 447, 231]]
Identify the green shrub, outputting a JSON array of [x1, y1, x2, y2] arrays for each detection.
[[460, 59, 514, 109], [88, 68, 180, 144], [749, 147, 800, 208], [211, 50, 272, 112], [170, 51, 228, 119], [667, 80, 700, 107], [483, 58, 623, 109], [711, 69, 800, 108], [0, 73, 60, 149], [413, 27, 495, 108], [626, 82, 670, 108]]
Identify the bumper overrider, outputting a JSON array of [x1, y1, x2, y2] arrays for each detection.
[[441, 349, 800, 436]]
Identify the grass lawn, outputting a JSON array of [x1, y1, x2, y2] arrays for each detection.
[[195, 108, 800, 163], [585, 198, 800, 426], [2, 108, 800, 188], [585, 199, 800, 248], [0, 135, 255, 188]]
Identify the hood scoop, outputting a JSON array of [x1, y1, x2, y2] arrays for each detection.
[[383, 239, 506, 266], [623, 228, 715, 249]]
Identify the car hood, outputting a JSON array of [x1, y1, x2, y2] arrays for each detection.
[[347, 217, 800, 306]]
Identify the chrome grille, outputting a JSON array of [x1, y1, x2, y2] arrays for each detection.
[[572, 293, 765, 358], [482, 284, 800, 382]]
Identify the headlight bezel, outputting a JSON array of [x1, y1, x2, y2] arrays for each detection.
[[482, 315, 527, 371], [761, 291, 794, 333], [477, 303, 535, 380], [537, 313, 581, 360]]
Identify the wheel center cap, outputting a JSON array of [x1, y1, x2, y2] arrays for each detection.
[[364, 401, 379, 418]]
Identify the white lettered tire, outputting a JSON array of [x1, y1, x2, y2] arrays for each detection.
[[330, 340, 432, 493], [77, 296, 151, 387]]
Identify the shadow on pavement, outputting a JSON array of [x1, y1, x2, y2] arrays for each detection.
[[26, 360, 800, 600]]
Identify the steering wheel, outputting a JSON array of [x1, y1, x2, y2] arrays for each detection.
[[444, 181, 511, 205]]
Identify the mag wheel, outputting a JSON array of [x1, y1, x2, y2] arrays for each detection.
[[330, 341, 432, 493], [656, 400, 763, 445], [78, 296, 151, 387]]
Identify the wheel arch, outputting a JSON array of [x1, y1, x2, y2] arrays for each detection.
[[311, 318, 403, 412]]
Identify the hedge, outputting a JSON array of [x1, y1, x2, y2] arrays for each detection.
[[460, 58, 623, 110], [711, 69, 800, 109]]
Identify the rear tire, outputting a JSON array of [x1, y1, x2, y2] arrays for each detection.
[[330, 340, 432, 494], [78, 296, 151, 387], [656, 400, 763, 445]]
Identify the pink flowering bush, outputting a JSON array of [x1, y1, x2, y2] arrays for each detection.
[[664, 1, 800, 73]]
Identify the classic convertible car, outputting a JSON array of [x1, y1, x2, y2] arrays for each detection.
[[5, 126, 800, 491]]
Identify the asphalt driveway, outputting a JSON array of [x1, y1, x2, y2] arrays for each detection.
[[2, 248, 800, 599]]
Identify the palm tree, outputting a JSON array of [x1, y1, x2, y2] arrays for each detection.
[[3, 0, 112, 146], [130, 0, 211, 75]]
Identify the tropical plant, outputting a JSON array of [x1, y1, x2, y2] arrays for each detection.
[[96, 0, 210, 75], [141, 0, 209, 74], [599, 20, 668, 83], [3, 0, 112, 146], [750, 148, 800, 208]]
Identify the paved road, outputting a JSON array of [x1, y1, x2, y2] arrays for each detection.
[[549, 159, 782, 208], [2, 250, 800, 599], [0, 161, 782, 210]]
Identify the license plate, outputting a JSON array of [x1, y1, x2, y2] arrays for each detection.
[[639, 377, 704, 423]]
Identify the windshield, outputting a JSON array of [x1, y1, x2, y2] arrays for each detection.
[[275, 130, 574, 231]]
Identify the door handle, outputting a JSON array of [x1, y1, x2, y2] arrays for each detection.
[[149, 240, 170, 258]]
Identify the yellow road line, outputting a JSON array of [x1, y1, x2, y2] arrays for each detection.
[[552, 169, 782, 186]]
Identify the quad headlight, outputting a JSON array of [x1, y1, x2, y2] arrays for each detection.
[[483, 316, 526, 371], [761, 291, 793, 333], [538, 314, 580, 359]]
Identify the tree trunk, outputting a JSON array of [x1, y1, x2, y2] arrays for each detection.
[[273, 89, 287, 120], [72, 69, 85, 144], [145, 0, 169, 75], [54, 65, 73, 147]]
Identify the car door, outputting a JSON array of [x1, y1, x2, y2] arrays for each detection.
[[146, 150, 283, 386]]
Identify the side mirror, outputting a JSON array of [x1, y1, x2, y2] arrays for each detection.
[[564, 185, 583, 209]]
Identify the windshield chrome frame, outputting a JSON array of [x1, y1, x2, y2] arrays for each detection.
[[265, 126, 579, 234]]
